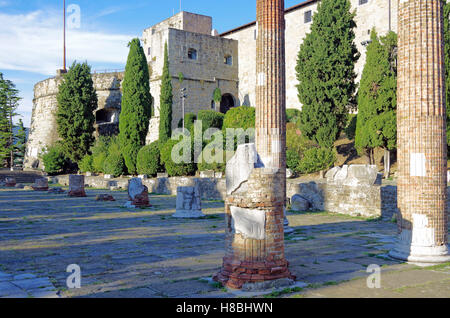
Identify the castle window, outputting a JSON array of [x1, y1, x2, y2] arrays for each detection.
[[224, 55, 233, 66], [359, 0, 368, 5], [148, 47, 151, 56], [188, 48, 197, 60], [304, 10, 312, 23]]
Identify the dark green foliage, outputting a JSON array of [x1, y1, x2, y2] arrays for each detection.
[[286, 148, 301, 171], [137, 142, 162, 176], [297, 147, 336, 174], [197, 110, 224, 132], [345, 114, 357, 140], [178, 113, 197, 132], [355, 30, 397, 156], [103, 152, 126, 177], [41, 144, 69, 175], [296, 0, 359, 149], [160, 137, 195, 177], [0, 73, 20, 167], [119, 38, 153, 175], [13, 119, 27, 167], [79, 155, 93, 173], [159, 42, 173, 146], [286, 109, 301, 124], [223, 106, 255, 150], [56, 62, 97, 163], [444, 1, 450, 146]]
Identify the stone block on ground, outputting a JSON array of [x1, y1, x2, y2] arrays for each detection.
[[15, 183, 25, 189], [68, 175, 86, 197], [126, 178, 150, 208], [199, 170, 215, 178], [32, 178, 49, 191], [48, 187, 65, 194], [291, 194, 311, 212], [95, 194, 116, 202], [5, 177, 16, 187], [173, 186, 204, 218]]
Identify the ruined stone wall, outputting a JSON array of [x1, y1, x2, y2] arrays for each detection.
[[24, 72, 124, 169], [222, 0, 398, 111]]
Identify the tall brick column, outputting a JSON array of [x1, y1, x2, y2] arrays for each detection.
[[214, 0, 294, 290], [390, 0, 450, 263]]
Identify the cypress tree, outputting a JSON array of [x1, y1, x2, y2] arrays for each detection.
[[159, 42, 173, 146], [56, 62, 97, 164], [118, 38, 153, 175], [14, 118, 27, 167], [295, 0, 359, 149], [355, 30, 397, 174], [0, 73, 20, 168]]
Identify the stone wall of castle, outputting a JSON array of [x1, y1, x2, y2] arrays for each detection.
[[24, 72, 124, 169], [223, 0, 398, 110]]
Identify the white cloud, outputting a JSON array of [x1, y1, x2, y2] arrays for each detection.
[[0, 10, 134, 76]]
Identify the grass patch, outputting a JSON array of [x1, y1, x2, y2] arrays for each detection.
[[263, 287, 304, 298]]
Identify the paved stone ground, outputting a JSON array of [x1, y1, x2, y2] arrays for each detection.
[[0, 185, 449, 298]]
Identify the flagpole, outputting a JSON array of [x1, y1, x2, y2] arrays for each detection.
[[63, 0, 66, 72]]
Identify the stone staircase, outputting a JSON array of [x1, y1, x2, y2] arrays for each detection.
[[0, 169, 44, 184]]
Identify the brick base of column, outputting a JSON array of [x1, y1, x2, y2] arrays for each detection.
[[214, 258, 295, 290]]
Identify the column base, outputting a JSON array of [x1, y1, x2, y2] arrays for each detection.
[[214, 258, 296, 290], [389, 243, 450, 264]]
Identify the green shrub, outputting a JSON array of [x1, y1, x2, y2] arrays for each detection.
[[298, 147, 336, 174], [79, 154, 93, 173], [197, 137, 226, 173], [197, 110, 224, 132], [178, 113, 197, 132], [160, 137, 196, 177], [223, 106, 255, 150], [286, 109, 301, 124], [136, 142, 162, 176], [286, 149, 301, 171], [91, 137, 110, 173], [103, 152, 126, 177], [41, 145, 69, 175]]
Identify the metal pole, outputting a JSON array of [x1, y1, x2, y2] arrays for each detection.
[[182, 96, 185, 131], [63, 0, 66, 71]]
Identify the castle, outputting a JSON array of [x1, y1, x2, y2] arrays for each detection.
[[24, 0, 397, 169]]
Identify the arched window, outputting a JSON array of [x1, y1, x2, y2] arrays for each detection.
[[188, 48, 197, 60]]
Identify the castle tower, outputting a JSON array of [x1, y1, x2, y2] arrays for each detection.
[[390, 0, 450, 263], [214, 0, 294, 290]]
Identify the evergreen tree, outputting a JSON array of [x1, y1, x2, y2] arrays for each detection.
[[14, 118, 27, 167], [355, 30, 397, 175], [295, 0, 359, 149], [159, 42, 173, 146], [118, 38, 153, 174], [56, 62, 97, 164], [0, 73, 20, 168], [444, 0, 450, 146]]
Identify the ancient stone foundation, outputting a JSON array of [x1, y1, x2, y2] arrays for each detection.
[[68, 175, 86, 198], [126, 178, 150, 208], [173, 186, 204, 218], [391, 0, 450, 263], [214, 167, 295, 290], [32, 178, 49, 191]]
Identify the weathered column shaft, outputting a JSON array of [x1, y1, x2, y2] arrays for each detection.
[[255, 0, 286, 172], [392, 0, 449, 263]]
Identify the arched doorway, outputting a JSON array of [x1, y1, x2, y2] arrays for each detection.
[[220, 94, 235, 114]]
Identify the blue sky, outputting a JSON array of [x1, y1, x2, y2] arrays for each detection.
[[0, 0, 304, 127]]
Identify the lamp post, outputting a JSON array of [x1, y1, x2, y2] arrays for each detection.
[[180, 88, 187, 131]]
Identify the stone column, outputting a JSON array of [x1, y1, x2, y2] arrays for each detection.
[[390, 0, 450, 263], [214, 0, 294, 290]]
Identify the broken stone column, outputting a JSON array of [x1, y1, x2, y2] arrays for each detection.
[[172, 186, 204, 218], [215, 0, 294, 290], [68, 175, 86, 197], [5, 177, 16, 187], [32, 178, 49, 191], [125, 178, 150, 208], [390, 0, 450, 263]]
